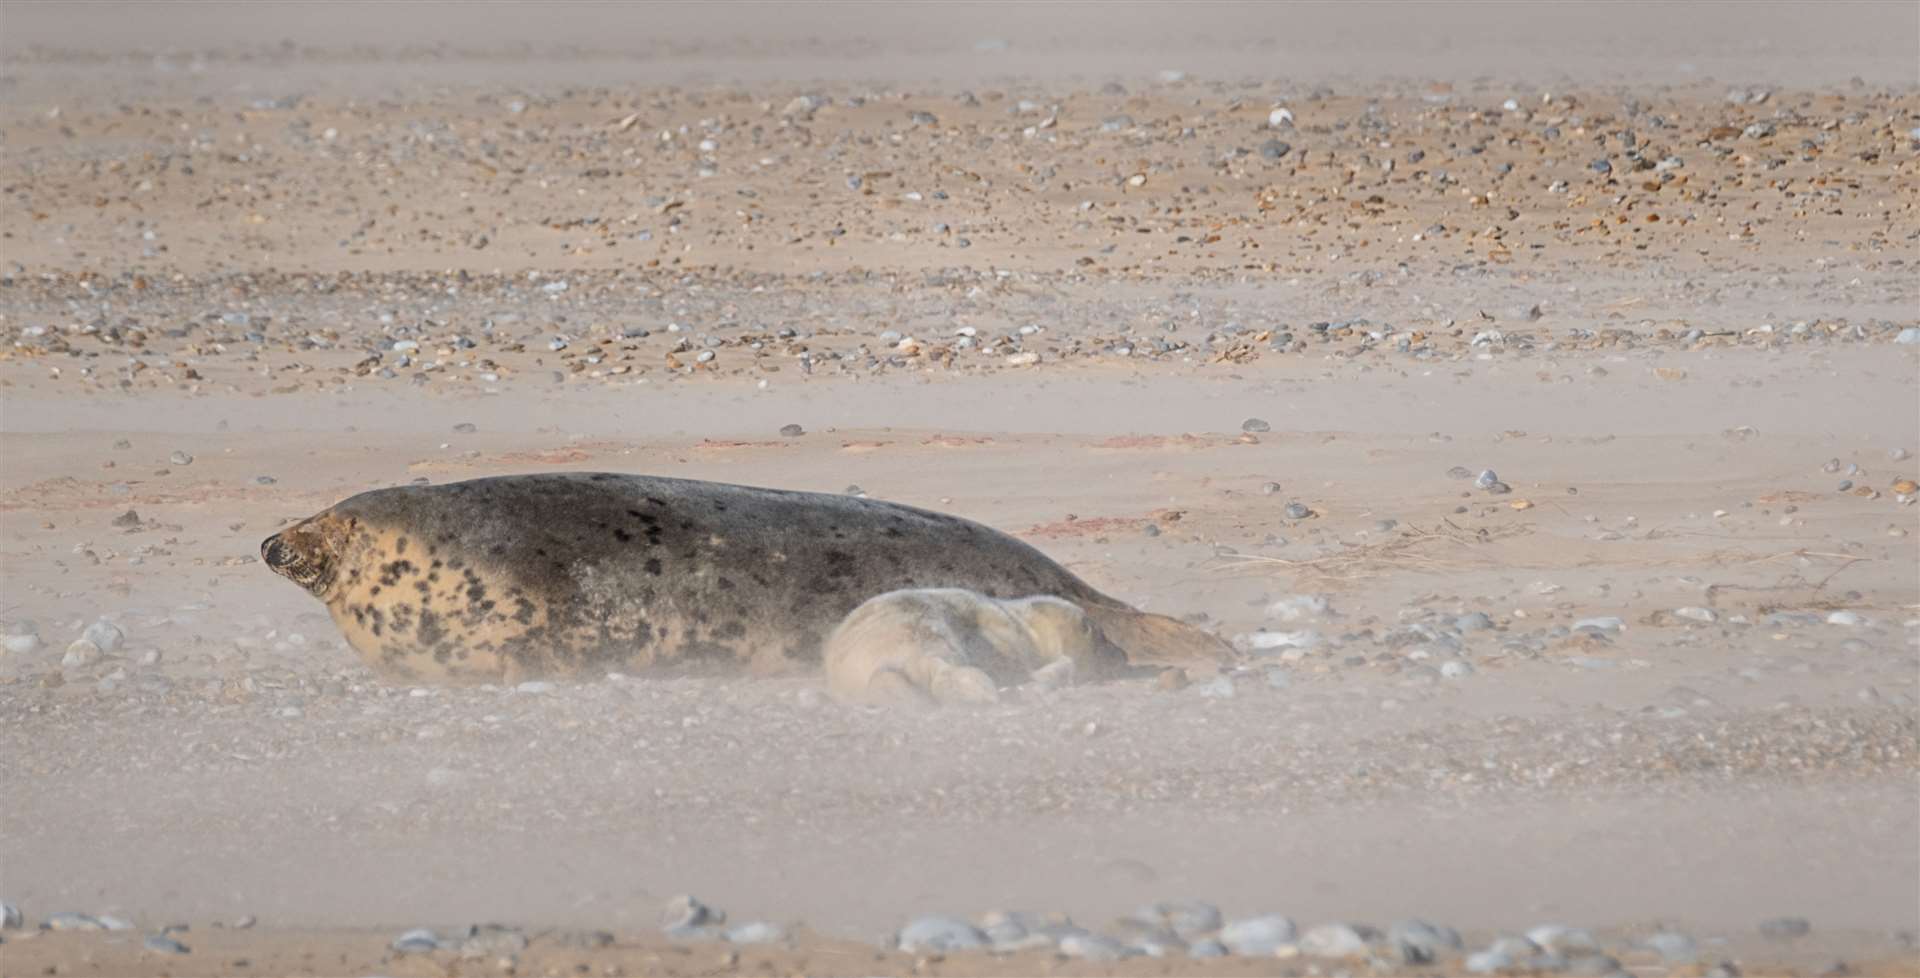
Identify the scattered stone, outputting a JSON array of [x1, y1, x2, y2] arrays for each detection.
[[724, 921, 785, 945], [390, 927, 442, 953], [1155, 668, 1189, 692], [1455, 611, 1494, 632], [143, 934, 190, 954], [1645, 930, 1698, 963], [1389, 920, 1462, 963], [1218, 914, 1296, 955], [1259, 139, 1291, 161], [779, 424, 805, 437], [1059, 932, 1131, 960], [1674, 606, 1718, 623], [1825, 611, 1864, 627], [1189, 938, 1228, 958], [2, 623, 41, 656], [1194, 675, 1235, 698], [62, 639, 103, 669], [1759, 917, 1811, 940], [1440, 660, 1475, 679], [1, 903, 19, 930], [1241, 417, 1271, 433], [82, 620, 125, 654], [1260, 481, 1283, 495], [1268, 594, 1331, 621], [897, 915, 988, 953], [1573, 616, 1625, 633], [1300, 923, 1374, 958], [661, 894, 724, 935], [112, 509, 141, 528], [1284, 502, 1313, 519], [1132, 901, 1222, 941], [1525, 924, 1599, 954], [168, 451, 194, 466], [44, 912, 106, 931]]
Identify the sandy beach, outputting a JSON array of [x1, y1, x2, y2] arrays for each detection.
[[1, 2, 1917, 975]]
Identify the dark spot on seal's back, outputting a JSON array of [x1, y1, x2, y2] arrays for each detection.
[[646, 496, 667, 508], [590, 474, 616, 482], [716, 619, 746, 640], [395, 536, 408, 554], [717, 576, 735, 590], [513, 598, 536, 624], [614, 528, 633, 543], [417, 609, 445, 649], [644, 558, 662, 576]]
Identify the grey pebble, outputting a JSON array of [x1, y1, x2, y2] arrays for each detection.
[[1474, 468, 1500, 489], [1259, 139, 1291, 161], [1440, 660, 1475, 679], [168, 450, 193, 466], [1241, 417, 1271, 433], [1189, 938, 1228, 958], [1526, 924, 1599, 954], [62, 639, 104, 669], [452, 422, 477, 433], [1194, 675, 1235, 698], [1218, 914, 1296, 955], [112, 509, 141, 528], [661, 894, 724, 934], [1132, 900, 1222, 941], [1260, 481, 1282, 495], [1447, 465, 1475, 479], [1674, 606, 1718, 623], [83, 620, 125, 654], [779, 423, 805, 437], [1300, 922, 1374, 957], [455, 924, 527, 958], [1644, 930, 1697, 963], [1, 903, 21, 930], [1388, 919, 1462, 963], [390, 927, 442, 953], [1284, 502, 1312, 519], [1573, 616, 1624, 633], [897, 914, 988, 952], [1059, 932, 1131, 960], [1455, 611, 1494, 632], [143, 934, 191, 954], [1759, 917, 1811, 940], [1466, 948, 1515, 973], [45, 911, 105, 931], [724, 921, 785, 945]]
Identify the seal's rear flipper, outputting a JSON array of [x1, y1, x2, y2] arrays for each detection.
[[1083, 605, 1234, 670]]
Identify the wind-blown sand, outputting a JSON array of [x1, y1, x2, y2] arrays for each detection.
[[1, 3, 1916, 975]]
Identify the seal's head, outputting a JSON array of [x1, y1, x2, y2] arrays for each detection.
[[261, 513, 354, 597]]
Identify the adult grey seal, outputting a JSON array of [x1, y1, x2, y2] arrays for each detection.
[[261, 472, 1228, 683]]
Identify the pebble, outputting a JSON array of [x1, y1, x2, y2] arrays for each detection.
[[1896, 327, 1920, 345], [1388, 919, 1462, 963], [1466, 947, 1516, 973], [661, 894, 724, 934], [1526, 924, 1599, 954], [2, 623, 41, 656], [778, 423, 804, 437], [1825, 611, 1864, 627], [1674, 606, 1718, 623], [143, 934, 191, 954], [455, 924, 528, 958], [1300, 922, 1374, 957], [1573, 616, 1624, 633], [724, 921, 785, 945], [45, 912, 106, 931], [1059, 932, 1131, 960], [1218, 914, 1296, 955], [62, 639, 103, 669], [390, 927, 442, 953], [1455, 611, 1494, 632], [1447, 466, 1475, 479], [1132, 900, 1222, 941], [1759, 917, 1811, 940], [1, 904, 20, 929], [168, 450, 193, 466], [83, 620, 125, 654], [1644, 930, 1698, 963], [1284, 502, 1312, 519], [515, 680, 556, 694], [112, 509, 141, 528], [1241, 417, 1271, 433], [1260, 481, 1283, 495], [897, 915, 988, 952], [1439, 660, 1475, 679], [1189, 938, 1229, 957], [1259, 139, 1291, 161]]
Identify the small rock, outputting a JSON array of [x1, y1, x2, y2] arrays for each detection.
[[456, 924, 527, 958], [1645, 930, 1697, 963], [391, 927, 442, 953], [1447, 466, 1475, 479], [1759, 917, 1811, 941], [1573, 616, 1625, 633], [1189, 938, 1228, 958], [1525, 925, 1599, 954], [1825, 611, 1864, 627], [45, 912, 105, 931], [82, 620, 125, 654], [143, 934, 190, 954], [1896, 327, 1920, 345], [1388, 920, 1462, 963], [1219, 914, 1296, 955], [1241, 417, 1272, 433], [1059, 932, 1130, 960], [1284, 502, 1313, 519], [1261, 481, 1283, 495], [779, 424, 805, 437], [725, 921, 785, 945], [62, 639, 103, 669], [1474, 469, 1500, 489], [1259, 139, 1291, 161], [1439, 660, 1475, 679], [1155, 668, 1189, 692], [1300, 923, 1374, 958], [662, 894, 724, 934], [1455, 611, 1494, 632], [168, 451, 193, 466], [897, 915, 987, 953], [1466, 948, 1516, 973], [514, 680, 556, 694], [1, 903, 21, 929], [1674, 606, 1718, 623], [1132, 901, 1222, 941], [2, 624, 41, 656], [112, 510, 142, 528], [1268, 594, 1331, 621]]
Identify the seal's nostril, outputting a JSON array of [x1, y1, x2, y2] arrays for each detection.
[[262, 535, 292, 568]]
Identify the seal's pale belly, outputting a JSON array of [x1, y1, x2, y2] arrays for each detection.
[[264, 473, 1111, 682]]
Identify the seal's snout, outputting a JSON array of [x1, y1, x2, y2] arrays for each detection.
[[261, 527, 331, 594], [261, 532, 296, 572]]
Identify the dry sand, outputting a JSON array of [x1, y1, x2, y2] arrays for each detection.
[[0, 2, 1917, 976]]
